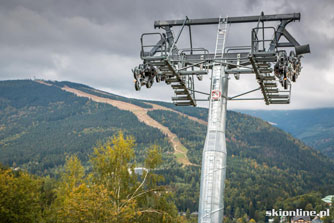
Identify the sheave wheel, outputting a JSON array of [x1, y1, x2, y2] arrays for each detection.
[[146, 79, 153, 88], [292, 74, 296, 82], [135, 80, 141, 91], [156, 75, 161, 83]]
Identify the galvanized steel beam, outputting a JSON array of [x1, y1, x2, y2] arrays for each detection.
[[154, 13, 300, 28]]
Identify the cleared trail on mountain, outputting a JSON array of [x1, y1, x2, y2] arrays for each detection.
[[144, 102, 207, 125], [60, 85, 199, 166]]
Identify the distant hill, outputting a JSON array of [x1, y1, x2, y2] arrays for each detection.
[[239, 108, 334, 158], [0, 80, 173, 173], [1, 79, 334, 221]]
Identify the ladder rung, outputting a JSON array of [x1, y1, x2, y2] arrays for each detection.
[[268, 94, 289, 99], [175, 90, 187, 95], [266, 88, 279, 93], [257, 63, 270, 68], [174, 102, 193, 106], [172, 96, 190, 101], [165, 79, 180, 83], [264, 83, 277, 87], [269, 100, 290, 104], [259, 69, 272, 73], [262, 76, 275, 80], [171, 85, 184, 89]]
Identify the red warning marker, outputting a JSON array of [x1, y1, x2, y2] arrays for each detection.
[[211, 90, 221, 100]]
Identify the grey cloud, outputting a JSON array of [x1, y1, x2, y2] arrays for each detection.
[[0, 0, 333, 110]]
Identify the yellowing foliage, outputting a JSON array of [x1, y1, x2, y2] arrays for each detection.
[[49, 131, 179, 223], [0, 169, 42, 222]]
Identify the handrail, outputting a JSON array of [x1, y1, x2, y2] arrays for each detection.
[[140, 33, 167, 59]]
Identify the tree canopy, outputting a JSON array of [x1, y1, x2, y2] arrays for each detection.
[[0, 132, 181, 223]]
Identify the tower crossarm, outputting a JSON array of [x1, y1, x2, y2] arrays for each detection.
[[154, 13, 300, 28]]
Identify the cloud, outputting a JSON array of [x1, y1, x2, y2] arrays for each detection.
[[0, 0, 333, 110]]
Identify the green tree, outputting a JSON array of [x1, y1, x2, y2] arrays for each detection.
[[90, 132, 178, 222], [0, 168, 42, 222], [50, 132, 179, 222], [235, 207, 241, 218], [305, 203, 313, 211]]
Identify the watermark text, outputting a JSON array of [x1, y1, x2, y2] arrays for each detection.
[[266, 209, 330, 217]]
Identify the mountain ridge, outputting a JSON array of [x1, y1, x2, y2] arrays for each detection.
[[1, 79, 334, 219]]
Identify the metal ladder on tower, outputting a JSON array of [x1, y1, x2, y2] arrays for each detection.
[[209, 17, 228, 131], [201, 16, 229, 222]]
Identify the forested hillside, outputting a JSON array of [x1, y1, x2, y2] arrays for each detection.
[[0, 80, 173, 174], [240, 109, 334, 158], [148, 110, 334, 218], [1, 79, 334, 222]]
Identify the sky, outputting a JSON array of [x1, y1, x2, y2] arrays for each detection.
[[0, 0, 333, 110]]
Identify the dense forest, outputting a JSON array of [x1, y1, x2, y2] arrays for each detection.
[[240, 109, 334, 158], [148, 110, 334, 219], [0, 132, 190, 223], [1, 80, 334, 222], [0, 80, 174, 175]]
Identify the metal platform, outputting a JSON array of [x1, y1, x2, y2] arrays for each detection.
[[133, 12, 309, 106]]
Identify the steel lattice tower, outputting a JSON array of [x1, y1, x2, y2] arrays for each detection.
[[132, 12, 310, 223]]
